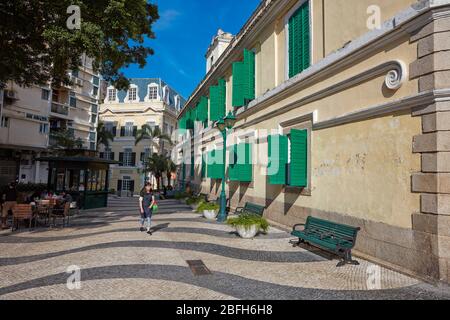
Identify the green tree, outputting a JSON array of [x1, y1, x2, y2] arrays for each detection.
[[135, 124, 172, 154], [165, 158, 177, 188], [96, 121, 114, 151], [0, 1, 159, 89], [51, 129, 84, 151], [142, 153, 166, 190]]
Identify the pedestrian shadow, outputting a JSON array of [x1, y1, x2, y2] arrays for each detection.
[[151, 223, 170, 233]]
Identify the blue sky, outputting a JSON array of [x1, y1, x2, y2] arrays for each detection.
[[123, 0, 261, 99]]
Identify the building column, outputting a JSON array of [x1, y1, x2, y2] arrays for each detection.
[[35, 152, 41, 183], [410, 8, 450, 283]]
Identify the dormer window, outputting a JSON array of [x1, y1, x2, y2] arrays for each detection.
[[149, 85, 158, 100], [128, 87, 137, 101], [108, 88, 116, 102], [162, 85, 170, 104]]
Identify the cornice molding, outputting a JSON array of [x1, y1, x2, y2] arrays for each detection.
[[236, 60, 408, 127]]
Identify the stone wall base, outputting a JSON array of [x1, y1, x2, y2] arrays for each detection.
[[225, 193, 449, 284]]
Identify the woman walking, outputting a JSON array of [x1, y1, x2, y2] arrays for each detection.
[[139, 183, 156, 235]]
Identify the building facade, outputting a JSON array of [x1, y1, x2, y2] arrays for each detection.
[[176, 0, 450, 284], [0, 54, 101, 186], [99, 79, 184, 196]]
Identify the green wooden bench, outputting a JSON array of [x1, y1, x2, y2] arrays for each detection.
[[291, 216, 361, 267], [235, 202, 265, 217]]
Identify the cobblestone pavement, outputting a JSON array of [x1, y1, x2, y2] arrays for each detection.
[[0, 197, 449, 300]]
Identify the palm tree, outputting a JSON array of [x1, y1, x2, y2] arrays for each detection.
[[142, 153, 166, 190], [96, 121, 114, 151], [135, 124, 172, 154], [165, 157, 177, 188]]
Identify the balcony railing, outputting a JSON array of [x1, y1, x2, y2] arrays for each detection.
[[51, 102, 69, 116]]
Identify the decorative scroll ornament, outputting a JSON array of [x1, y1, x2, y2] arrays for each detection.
[[385, 60, 407, 90]]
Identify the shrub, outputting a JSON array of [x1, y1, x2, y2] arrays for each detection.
[[174, 192, 188, 200], [227, 213, 270, 233], [186, 196, 204, 205], [196, 202, 219, 213]]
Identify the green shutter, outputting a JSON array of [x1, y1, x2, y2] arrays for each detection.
[[238, 143, 252, 182], [268, 135, 288, 185], [290, 129, 308, 187], [229, 144, 239, 181], [207, 150, 214, 179], [229, 143, 252, 182], [207, 149, 224, 180], [289, 1, 310, 78], [218, 79, 226, 119], [209, 86, 219, 121], [196, 96, 209, 126], [232, 49, 255, 108], [179, 113, 186, 131], [243, 49, 255, 102], [232, 62, 245, 107]]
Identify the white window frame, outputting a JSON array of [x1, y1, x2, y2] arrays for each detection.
[[284, 0, 313, 81], [146, 83, 159, 101], [107, 87, 117, 102], [123, 148, 134, 167], [126, 85, 138, 103], [124, 122, 134, 137]]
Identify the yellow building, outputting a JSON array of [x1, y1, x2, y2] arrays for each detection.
[[0, 54, 101, 185], [176, 0, 450, 283], [99, 78, 184, 196]]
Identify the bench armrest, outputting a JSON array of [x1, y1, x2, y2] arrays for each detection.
[[292, 224, 305, 231]]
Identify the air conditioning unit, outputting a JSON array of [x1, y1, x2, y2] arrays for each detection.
[[4, 90, 18, 100], [75, 78, 84, 86]]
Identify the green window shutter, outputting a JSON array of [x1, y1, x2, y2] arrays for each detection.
[[196, 96, 209, 125], [290, 129, 308, 187], [243, 49, 255, 103], [215, 148, 225, 180], [232, 62, 245, 107], [179, 114, 186, 130], [238, 143, 253, 182], [288, 1, 310, 78], [210, 80, 226, 122], [232, 49, 255, 108], [229, 144, 239, 181], [218, 79, 226, 120], [268, 135, 288, 185], [187, 108, 195, 130], [209, 86, 219, 122]]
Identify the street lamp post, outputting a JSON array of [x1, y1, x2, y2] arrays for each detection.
[[215, 111, 237, 223]]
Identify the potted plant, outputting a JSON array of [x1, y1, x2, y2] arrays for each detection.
[[197, 202, 219, 220], [227, 213, 270, 239]]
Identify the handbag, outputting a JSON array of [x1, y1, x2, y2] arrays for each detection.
[[151, 203, 159, 213]]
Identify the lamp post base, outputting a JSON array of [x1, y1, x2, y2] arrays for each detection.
[[216, 191, 228, 223]]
